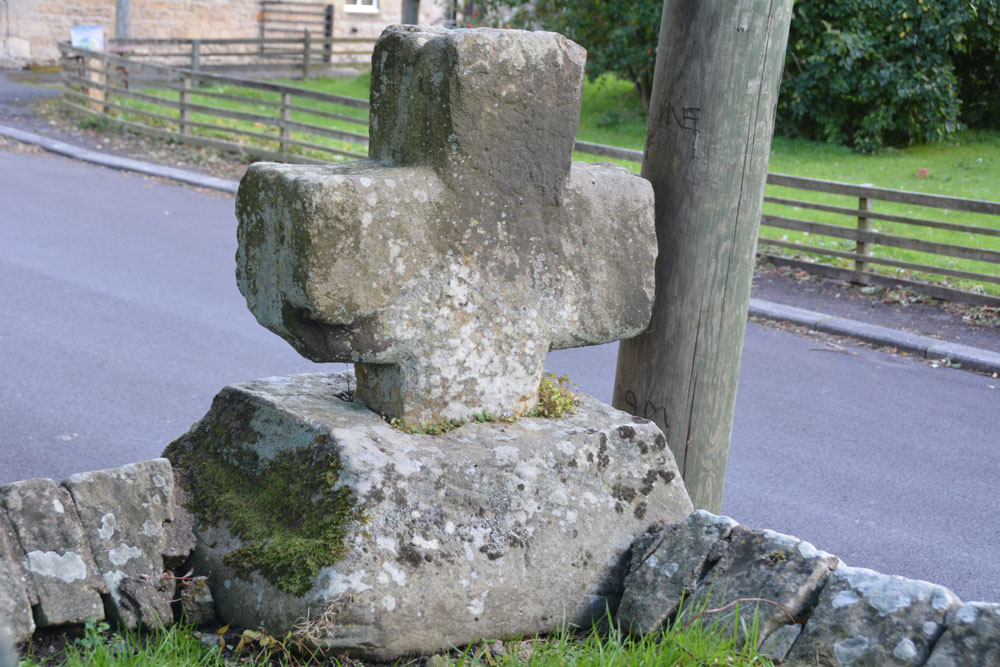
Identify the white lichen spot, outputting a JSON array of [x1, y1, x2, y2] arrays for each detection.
[[152, 474, 167, 488], [382, 595, 396, 612], [98, 513, 116, 540], [142, 520, 160, 537], [381, 561, 406, 586], [151, 494, 162, 505], [955, 603, 979, 624], [52, 497, 64, 514], [317, 568, 371, 598], [660, 562, 680, 578], [413, 188, 429, 203], [103, 569, 126, 603], [467, 594, 485, 616], [359, 176, 373, 188], [832, 636, 869, 665], [362, 211, 374, 229], [411, 535, 439, 550], [376, 536, 397, 553], [923, 621, 939, 636], [892, 638, 917, 661], [109, 543, 142, 566], [832, 590, 861, 609], [224, 579, 231, 589], [564, 509, 578, 524], [463, 543, 475, 562], [377, 572, 388, 585], [492, 445, 519, 464], [444, 521, 456, 535], [26, 550, 87, 583], [556, 441, 575, 456], [366, 193, 378, 207]]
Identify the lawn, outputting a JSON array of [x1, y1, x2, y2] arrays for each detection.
[[101, 70, 1000, 296]]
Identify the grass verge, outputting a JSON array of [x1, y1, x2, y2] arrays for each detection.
[[16, 602, 775, 666]]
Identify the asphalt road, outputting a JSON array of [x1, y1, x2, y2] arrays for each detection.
[[2, 151, 998, 603]]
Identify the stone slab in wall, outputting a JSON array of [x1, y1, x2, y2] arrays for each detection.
[[926, 602, 1000, 667], [0, 479, 107, 627], [786, 565, 960, 665], [63, 459, 177, 629], [0, 559, 34, 647], [165, 371, 694, 661]]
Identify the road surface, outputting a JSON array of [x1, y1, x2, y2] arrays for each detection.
[[2, 150, 998, 602]]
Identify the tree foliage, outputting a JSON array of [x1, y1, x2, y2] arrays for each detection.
[[472, 0, 660, 109], [475, 0, 999, 152], [778, 0, 999, 152]]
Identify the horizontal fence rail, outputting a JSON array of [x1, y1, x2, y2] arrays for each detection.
[[57, 41, 1000, 306]]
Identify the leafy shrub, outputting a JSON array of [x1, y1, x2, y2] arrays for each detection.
[[778, 0, 1000, 152]]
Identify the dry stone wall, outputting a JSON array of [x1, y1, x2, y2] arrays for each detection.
[[619, 511, 1000, 666], [1, 455, 997, 665], [0, 459, 202, 651]]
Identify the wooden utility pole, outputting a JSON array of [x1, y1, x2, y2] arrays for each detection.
[[613, 0, 793, 512], [402, 0, 421, 25], [115, 0, 131, 39]]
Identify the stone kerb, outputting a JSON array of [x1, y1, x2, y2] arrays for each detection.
[[235, 25, 658, 423]]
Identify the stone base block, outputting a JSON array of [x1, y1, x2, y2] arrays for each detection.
[[165, 372, 693, 661]]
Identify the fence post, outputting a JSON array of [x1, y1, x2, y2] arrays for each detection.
[[856, 185, 874, 273], [85, 51, 106, 112], [100, 52, 111, 114], [191, 39, 201, 73], [179, 73, 191, 135], [302, 29, 312, 79], [323, 4, 334, 63], [280, 91, 291, 154]]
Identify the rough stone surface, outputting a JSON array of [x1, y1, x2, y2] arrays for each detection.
[[693, 525, 839, 646], [161, 472, 197, 571], [0, 558, 34, 647], [617, 510, 738, 634], [165, 371, 693, 661], [0, 478, 106, 627], [786, 565, 961, 666], [235, 26, 657, 422], [178, 578, 217, 628], [0, 508, 37, 606], [925, 602, 1000, 667], [63, 459, 176, 629]]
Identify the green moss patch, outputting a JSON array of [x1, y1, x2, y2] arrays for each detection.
[[165, 396, 361, 596]]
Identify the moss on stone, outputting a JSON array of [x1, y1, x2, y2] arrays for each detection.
[[164, 396, 361, 597]]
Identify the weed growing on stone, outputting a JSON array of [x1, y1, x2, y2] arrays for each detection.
[[388, 373, 579, 435]]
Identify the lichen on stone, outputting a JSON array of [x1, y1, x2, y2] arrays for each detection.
[[164, 396, 362, 597]]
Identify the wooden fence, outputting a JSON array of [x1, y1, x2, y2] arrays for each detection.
[[59, 42, 370, 164], [57, 42, 1000, 306], [102, 34, 374, 77]]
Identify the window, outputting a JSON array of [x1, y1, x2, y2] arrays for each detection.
[[343, 0, 379, 14]]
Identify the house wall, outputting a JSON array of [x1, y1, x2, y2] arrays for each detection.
[[0, 0, 444, 67]]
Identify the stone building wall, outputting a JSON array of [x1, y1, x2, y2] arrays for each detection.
[[0, 0, 444, 67]]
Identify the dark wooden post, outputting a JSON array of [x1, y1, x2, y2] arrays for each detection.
[[613, 0, 793, 512], [402, 0, 420, 25], [856, 188, 873, 273], [303, 29, 312, 79]]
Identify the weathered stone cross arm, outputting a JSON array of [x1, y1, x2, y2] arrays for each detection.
[[236, 26, 658, 423]]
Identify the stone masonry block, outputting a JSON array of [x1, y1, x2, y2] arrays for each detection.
[[164, 371, 693, 661], [0, 479, 106, 627], [925, 602, 1000, 667], [63, 459, 176, 629], [617, 510, 738, 635], [786, 565, 961, 666], [693, 525, 839, 649]]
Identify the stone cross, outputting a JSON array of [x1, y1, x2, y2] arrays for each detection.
[[236, 25, 657, 422]]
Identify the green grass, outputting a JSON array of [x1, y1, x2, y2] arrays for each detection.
[[18, 604, 774, 666], [97, 70, 1000, 295]]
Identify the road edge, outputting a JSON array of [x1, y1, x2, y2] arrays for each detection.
[[749, 297, 1000, 375]]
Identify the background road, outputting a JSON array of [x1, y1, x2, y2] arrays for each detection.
[[2, 151, 998, 602]]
